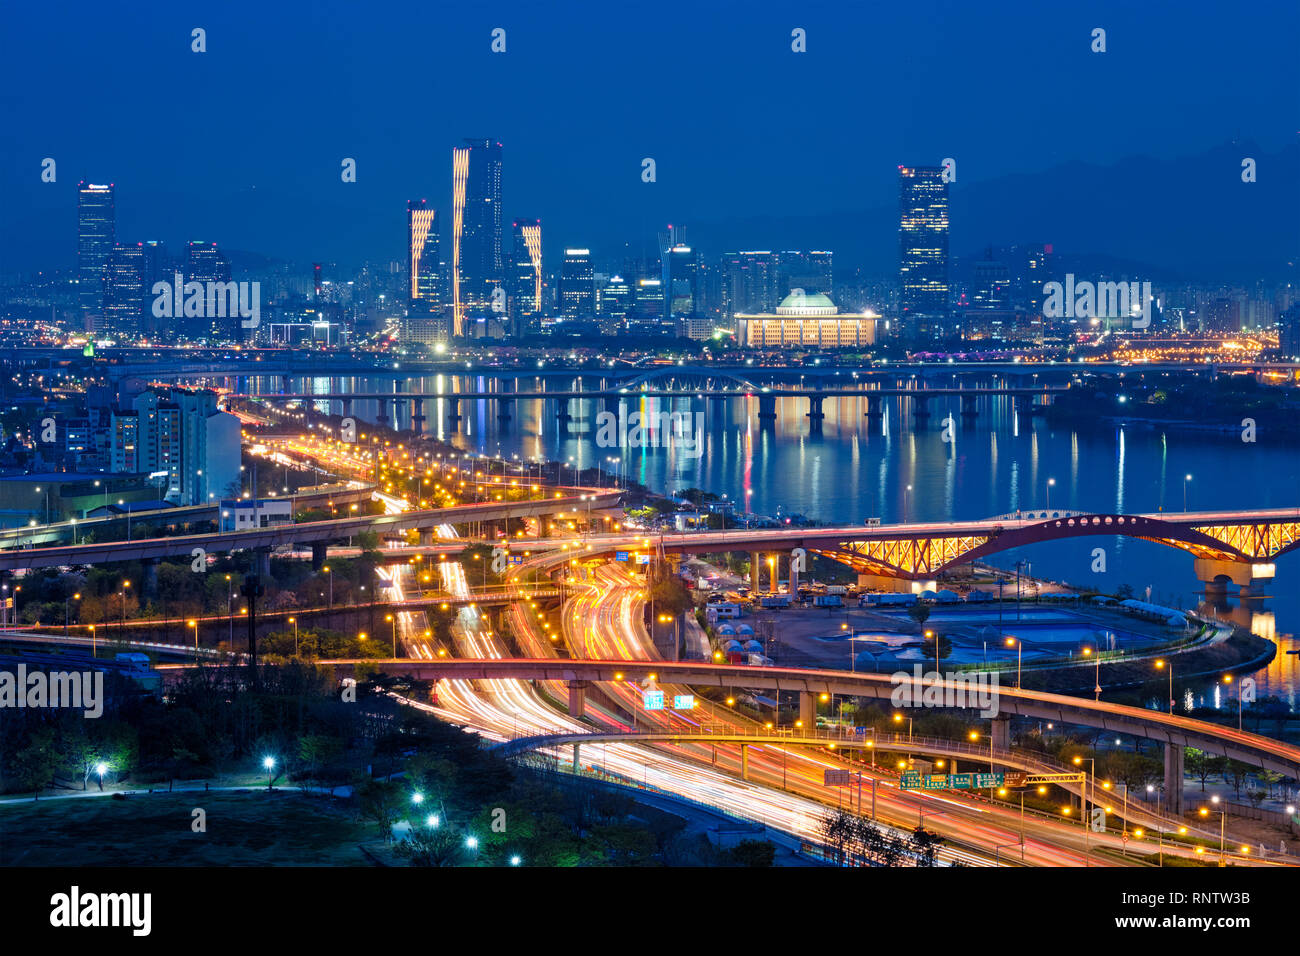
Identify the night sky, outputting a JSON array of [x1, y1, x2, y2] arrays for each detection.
[[2, 0, 1296, 273]]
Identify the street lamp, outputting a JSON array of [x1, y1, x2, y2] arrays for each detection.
[[1005, 635, 1022, 688], [65, 592, 81, 633], [386, 613, 397, 657], [1183, 474, 1192, 513], [95, 761, 108, 791], [1082, 646, 1101, 700], [1222, 674, 1243, 731], [1154, 659, 1174, 713], [263, 756, 275, 790], [1046, 477, 1055, 512], [1199, 801, 1227, 866], [289, 616, 298, 656], [119, 580, 131, 630], [1072, 754, 1095, 866], [188, 619, 199, 658]]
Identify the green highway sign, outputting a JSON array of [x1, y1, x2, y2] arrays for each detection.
[[901, 771, 1004, 791]]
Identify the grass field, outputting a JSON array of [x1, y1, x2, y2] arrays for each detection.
[[0, 790, 375, 866]]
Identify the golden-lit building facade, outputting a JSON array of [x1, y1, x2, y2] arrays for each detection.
[[736, 290, 878, 349]]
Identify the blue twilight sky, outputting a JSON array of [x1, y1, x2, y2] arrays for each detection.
[[1, 0, 1296, 274]]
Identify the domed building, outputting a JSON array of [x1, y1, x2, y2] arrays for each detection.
[[736, 289, 879, 349]]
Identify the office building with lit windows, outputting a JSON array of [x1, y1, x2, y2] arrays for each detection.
[[510, 218, 543, 335], [451, 139, 503, 336], [559, 248, 594, 318], [898, 165, 949, 335], [77, 182, 116, 320]]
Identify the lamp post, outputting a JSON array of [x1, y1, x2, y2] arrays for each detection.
[[289, 616, 298, 656], [1072, 755, 1095, 867], [1183, 473, 1192, 513], [1083, 646, 1101, 700], [386, 613, 397, 657], [1222, 674, 1242, 730], [89, 624, 96, 658], [1199, 800, 1227, 866], [1155, 658, 1173, 713], [65, 592, 80, 633], [263, 756, 275, 791], [1005, 635, 1022, 688], [188, 618, 198, 659], [119, 580, 131, 631], [1046, 477, 1055, 512]]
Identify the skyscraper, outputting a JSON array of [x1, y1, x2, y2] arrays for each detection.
[[185, 241, 233, 340], [898, 165, 950, 335], [105, 242, 146, 336], [77, 182, 115, 321], [559, 249, 594, 318], [451, 139, 503, 336], [721, 251, 780, 316], [510, 218, 543, 336], [405, 200, 445, 343]]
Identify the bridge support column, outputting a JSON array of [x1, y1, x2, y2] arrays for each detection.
[[806, 395, 824, 432], [757, 393, 777, 425], [418, 528, 434, 546], [991, 715, 1010, 752], [340, 397, 353, 417], [799, 691, 816, 730], [961, 394, 979, 425], [572, 742, 581, 771], [311, 543, 328, 571], [375, 398, 389, 430], [750, 552, 762, 593], [789, 559, 799, 596], [497, 398, 514, 423], [257, 548, 271, 579], [447, 397, 461, 427], [409, 398, 424, 434], [1163, 743, 1185, 817], [912, 396, 931, 426], [602, 395, 619, 417], [740, 743, 749, 781], [567, 680, 588, 719], [556, 399, 573, 428], [1193, 557, 1263, 602]]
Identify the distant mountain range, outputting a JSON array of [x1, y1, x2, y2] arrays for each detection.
[[678, 141, 1299, 284]]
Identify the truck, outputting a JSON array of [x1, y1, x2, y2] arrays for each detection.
[[760, 594, 792, 609], [861, 592, 918, 608], [813, 594, 843, 607], [825, 585, 849, 596]]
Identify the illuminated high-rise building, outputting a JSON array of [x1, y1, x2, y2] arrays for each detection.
[[597, 274, 631, 334], [721, 251, 779, 317], [665, 244, 698, 318], [184, 241, 233, 341], [510, 218, 543, 336], [451, 139, 503, 336], [104, 242, 147, 336], [77, 182, 115, 320], [407, 200, 441, 308], [898, 165, 950, 335], [559, 248, 594, 318]]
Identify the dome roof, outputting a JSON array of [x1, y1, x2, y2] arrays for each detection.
[[775, 289, 838, 316]]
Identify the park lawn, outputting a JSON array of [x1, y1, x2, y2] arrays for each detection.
[[0, 790, 375, 866]]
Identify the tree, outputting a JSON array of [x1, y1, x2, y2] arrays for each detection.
[[357, 778, 402, 842], [394, 823, 467, 866], [907, 603, 932, 628], [14, 727, 60, 799], [726, 839, 776, 867]]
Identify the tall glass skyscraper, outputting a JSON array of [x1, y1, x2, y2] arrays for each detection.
[[407, 200, 442, 310], [451, 139, 503, 336], [77, 182, 115, 319], [510, 218, 543, 335], [898, 165, 949, 335], [559, 248, 594, 318]]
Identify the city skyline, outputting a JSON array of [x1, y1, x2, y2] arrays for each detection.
[[3, 2, 1297, 280]]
